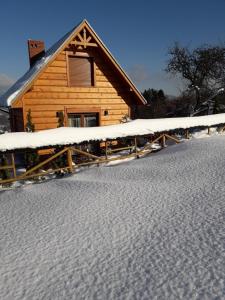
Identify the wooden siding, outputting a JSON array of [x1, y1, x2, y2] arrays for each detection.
[[12, 48, 135, 131]]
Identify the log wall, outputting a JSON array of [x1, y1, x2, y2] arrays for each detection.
[[12, 47, 136, 131]]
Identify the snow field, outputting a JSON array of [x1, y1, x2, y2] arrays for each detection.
[[0, 136, 225, 299]]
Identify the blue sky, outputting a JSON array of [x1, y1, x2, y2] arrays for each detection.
[[0, 0, 225, 96]]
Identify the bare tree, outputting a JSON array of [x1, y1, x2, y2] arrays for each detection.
[[166, 42, 225, 113]]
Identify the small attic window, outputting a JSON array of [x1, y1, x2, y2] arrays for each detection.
[[68, 56, 94, 87]]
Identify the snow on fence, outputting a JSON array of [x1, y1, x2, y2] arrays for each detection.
[[1, 113, 225, 152], [0, 134, 180, 185], [1, 113, 225, 185]]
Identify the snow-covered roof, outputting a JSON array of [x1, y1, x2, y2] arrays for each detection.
[[0, 21, 81, 107], [0, 114, 225, 152], [0, 19, 145, 107]]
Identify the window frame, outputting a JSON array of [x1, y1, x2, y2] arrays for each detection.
[[65, 108, 101, 127], [67, 113, 99, 127], [66, 54, 96, 87]]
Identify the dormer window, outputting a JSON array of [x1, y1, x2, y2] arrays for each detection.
[[68, 56, 94, 87]]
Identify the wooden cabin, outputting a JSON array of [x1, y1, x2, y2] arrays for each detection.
[[1, 19, 146, 132]]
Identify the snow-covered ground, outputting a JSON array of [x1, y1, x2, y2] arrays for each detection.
[[0, 136, 225, 299]]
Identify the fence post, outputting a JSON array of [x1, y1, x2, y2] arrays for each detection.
[[162, 134, 166, 148], [11, 153, 16, 178], [207, 127, 211, 135], [185, 129, 190, 139], [105, 141, 108, 160], [67, 147, 73, 173], [134, 137, 139, 158]]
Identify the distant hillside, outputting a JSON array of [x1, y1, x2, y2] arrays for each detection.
[[0, 74, 14, 95]]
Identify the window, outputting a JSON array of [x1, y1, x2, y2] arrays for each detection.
[[68, 56, 94, 87], [68, 113, 98, 127], [68, 114, 81, 127]]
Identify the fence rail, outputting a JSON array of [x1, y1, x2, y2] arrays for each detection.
[[0, 128, 220, 185]]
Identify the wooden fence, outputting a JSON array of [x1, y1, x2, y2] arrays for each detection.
[[0, 133, 181, 185]]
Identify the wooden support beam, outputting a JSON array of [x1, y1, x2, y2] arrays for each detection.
[[105, 141, 108, 160], [18, 147, 69, 179], [77, 33, 84, 42], [71, 147, 101, 160], [0, 153, 16, 181], [134, 137, 139, 158], [11, 153, 16, 178], [208, 127, 211, 135], [161, 134, 166, 148], [142, 135, 163, 151], [67, 148, 73, 173], [164, 133, 180, 144], [107, 146, 133, 153], [185, 129, 190, 139], [137, 149, 153, 156], [86, 36, 92, 42], [0, 165, 14, 170], [0, 167, 71, 185], [83, 28, 87, 48], [77, 153, 137, 167], [70, 41, 98, 47]]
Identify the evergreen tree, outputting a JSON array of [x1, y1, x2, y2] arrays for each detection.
[[158, 89, 166, 101], [142, 88, 167, 118], [25, 109, 35, 132]]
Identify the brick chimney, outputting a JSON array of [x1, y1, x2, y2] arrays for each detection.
[[27, 40, 45, 67]]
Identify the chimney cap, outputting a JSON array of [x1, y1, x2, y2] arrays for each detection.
[[27, 39, 45, 67]]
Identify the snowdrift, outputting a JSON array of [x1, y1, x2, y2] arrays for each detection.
[[0, 113, 225, 151], [1, 137, 225, 299]]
